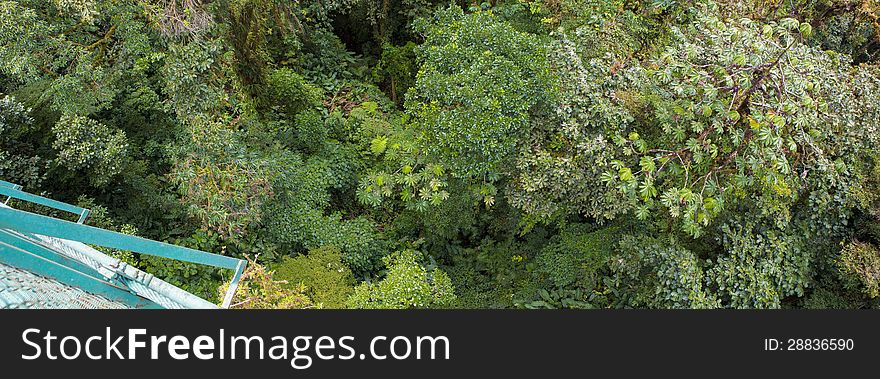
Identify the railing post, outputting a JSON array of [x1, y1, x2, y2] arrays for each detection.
[[221, 259, 247, 309], [77, 209, 90, 224]]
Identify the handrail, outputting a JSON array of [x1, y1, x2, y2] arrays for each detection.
[[0, 185, 90, 223], [0, 206, 246, 308], [0, 180, 21, 190], [0, 180, 21, 205]]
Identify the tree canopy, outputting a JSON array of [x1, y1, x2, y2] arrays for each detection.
[[3, 0, 880, 309]]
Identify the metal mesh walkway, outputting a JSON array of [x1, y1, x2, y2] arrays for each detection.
[[0, 262, 128, 309]]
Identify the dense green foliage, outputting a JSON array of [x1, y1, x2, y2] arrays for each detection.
[[347, 249, 455, 308], [272, 246, 355, 308], [3, 0, 880, 309]]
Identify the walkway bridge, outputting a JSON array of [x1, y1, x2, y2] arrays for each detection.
[[0, 180, 245, 309]]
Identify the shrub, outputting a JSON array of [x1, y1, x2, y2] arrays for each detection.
[[804, 286, 856, 310], [837, 241, 880, 298], [611, 235, 719, 309], [0, 95, 46, 188], [373, 42, 417, 105], [707, 222, 812, 308], [346, 250, 456, 309], [219, 256, 314, 309], [272, 246, 355, 308], [52, 115, 128, 187], [407, 5, 555, 179], [264, 68, 322, 116], [535, 224, 618, 288], [263, 155, 386, 275]]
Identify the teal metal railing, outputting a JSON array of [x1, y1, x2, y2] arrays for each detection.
[[0, 180, 20, 190], [0, 186, 90, 223], [0, 180, 22, 205], [0, 182, 246, 308]]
